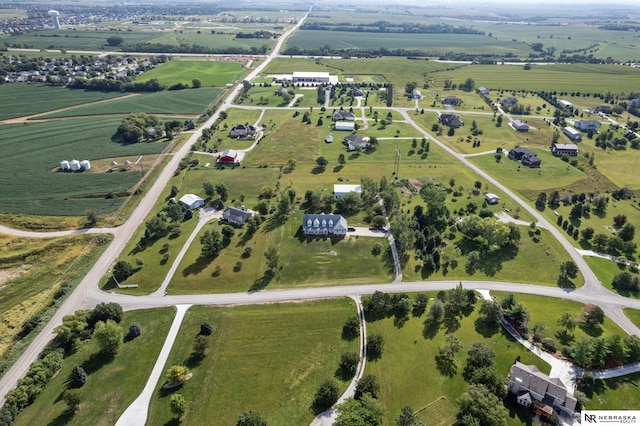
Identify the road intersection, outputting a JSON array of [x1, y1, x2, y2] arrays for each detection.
[[1, 8, 640, 416]]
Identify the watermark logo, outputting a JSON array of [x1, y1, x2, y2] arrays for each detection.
[[582, 411, 640, 424]]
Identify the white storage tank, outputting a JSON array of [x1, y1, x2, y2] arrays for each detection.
[[60, 160, 70, 170], [69, 159, 80, 171], [80, 160, 91, 170]]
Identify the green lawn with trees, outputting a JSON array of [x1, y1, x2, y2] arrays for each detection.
[[12, 307, 174, 426], [146, 300, 358, 425]]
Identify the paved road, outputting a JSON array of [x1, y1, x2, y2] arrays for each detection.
[[0, 9, 310, 404], [2, 12, 640, 410]]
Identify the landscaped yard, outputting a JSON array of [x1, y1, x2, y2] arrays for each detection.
[[146, 300, 358, 425], [13, 307, 175, 426]]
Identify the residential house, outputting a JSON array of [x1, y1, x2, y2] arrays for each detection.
[[442, 95, 461, 106], [334, 184, 362, 198], [222, 206, 254, 226], [508, 147, 541, 168], [563, 126, 582, 142], [412, 89, 422, 99], [629, 98, 640, 108], [508, 361, 578, 418], [274, 86, 287, 96], [335, 121, 356, 132], [229, 124, 257, 138], [501, 97, 518, 108], [343, 134, 370, 151], [438, 113, 464, 128], [353, 89, 364, 97], [179, 194, 205, 210], [590, 105, 612, 115], [332, 110, 356, 121], [574, 120, 601, 132], [484, 193, 500, 204], [551, 143, 578, 156], [477, 87, 490, 95], [302, 213, 348, 236], [218, 149, 240, 164], [512, 120, 529, 132]]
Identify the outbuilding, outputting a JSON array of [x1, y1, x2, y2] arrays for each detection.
[[562, 126, 582, 142], [484, 193, 500, 205], [334, 184, 362, 198], [335, 121, 355, 132], [179, 194, 205, 210], [218, 149, 239, 164]]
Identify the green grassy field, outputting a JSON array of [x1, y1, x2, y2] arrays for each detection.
[[584, 257, 640, 300], [364, 291, 550, 426], [168, 210, 393, 294], [146, 300, 358, 425], [0, 117, 170, 216], [624, 309, 640, 329], [430, 64, 640, 95], [0, 85, 127, 121], [37, 87, 223, 118], [135, 60, 245, 87], [13, 307, 175, 426]]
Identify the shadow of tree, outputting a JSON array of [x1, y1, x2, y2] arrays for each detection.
[[81, 352, 115, 375], [474, 317, 499, 338], [557, 276, 576, 288], [422, 320, 440, 340], [182, 255, 212, 277], [47, 409, 74, 426], [435, 354, 457, 377], [580, 322, 603, 337], [250, 270, 275, 292]]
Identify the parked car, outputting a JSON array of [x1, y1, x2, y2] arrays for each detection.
[[347, 227, 356, 232]]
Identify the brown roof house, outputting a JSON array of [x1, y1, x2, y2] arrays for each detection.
[[508, 362, 578, 418]]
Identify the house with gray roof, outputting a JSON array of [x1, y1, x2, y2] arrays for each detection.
[[574, 120, 601, 133], [442, 95, 461, 106], [222, 206, 254, 226], [229, 124, 257, 138], [508, 361, 578, 418], [438, 113, 464, 128], [302, 213, 348, 236], [501, 97, 518, 108], [332, 109, 356, 121]]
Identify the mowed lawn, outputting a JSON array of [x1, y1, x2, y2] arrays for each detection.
[[0, 85, 126, 120], [13, 307, 175, 426], [169, 210, 393, 294], [146, 300, 359, 426], [584, 257, 640, 300], [624, 309, 640, 329], [0, 117, 170, 216], [38, 87, 223, 118], [364, 292, 550, 426], [136, 60, 245, 87]]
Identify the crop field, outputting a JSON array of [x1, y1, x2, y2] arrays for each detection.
[[38, 87, 223, 118], [0, 117, 170, 216], [287, 30, 531, 55], [135, 60, 245, 87], [0, 85, 127, 121], [146, 300, 358, 425], [430, 64, 640, 95]]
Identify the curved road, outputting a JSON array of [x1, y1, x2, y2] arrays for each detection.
[[2, 10, 640, 410]]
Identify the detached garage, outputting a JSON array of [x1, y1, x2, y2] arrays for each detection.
[[179, 194, 205, 210], [335, 121, 355, 132]]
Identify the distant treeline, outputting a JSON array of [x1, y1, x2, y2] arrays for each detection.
[[234, 30, 276, 39], [118, 42, 269, 55], [67, 77, 165, 92], [599, 24, 640, 31], [301, 21, 485, 35]]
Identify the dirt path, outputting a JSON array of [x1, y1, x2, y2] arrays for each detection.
[[0, 93, 141, 124]]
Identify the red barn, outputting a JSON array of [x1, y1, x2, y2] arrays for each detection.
[[218, 149, 239, 164]]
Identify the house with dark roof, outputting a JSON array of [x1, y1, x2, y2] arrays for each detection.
[[574, 120, 601, 132], [508, 361, 578, 418], [508, 147, 541, 168], [229, 124, 257, 138], [501, 97, 518, 108], [478, 87, 490, 95], [302, 213, 348, 236], [442, 95, 461, 106], [629, 98, 640, 108], [438, 113, 464, 128], [590, 105, 612, 115], [343, 134, 370, 151], [332, 109, 356, 121], [222, 206, 254, 226], [274, 86, 287, 96]]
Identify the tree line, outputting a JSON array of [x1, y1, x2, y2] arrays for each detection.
[[301, 21, 484, 35]]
